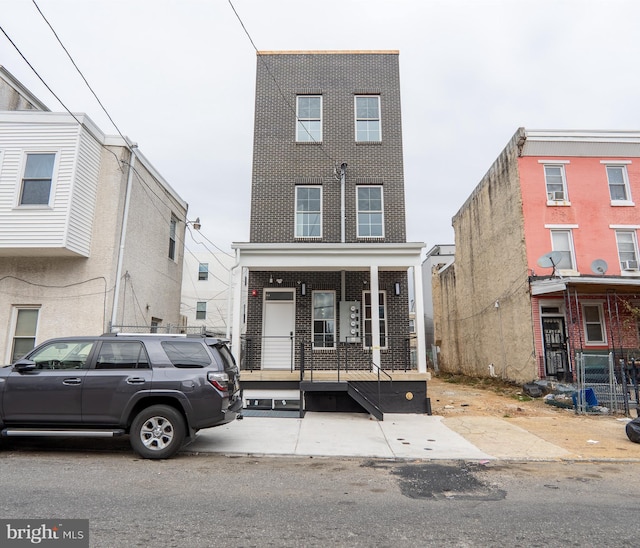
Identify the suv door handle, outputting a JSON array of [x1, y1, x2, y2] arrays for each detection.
[[63, 378, 82, 385], [126, 377, 147, 384]]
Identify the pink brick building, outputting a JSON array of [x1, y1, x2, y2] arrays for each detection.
[[434, 129, 640, 383]]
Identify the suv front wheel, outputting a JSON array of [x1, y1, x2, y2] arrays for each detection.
[[130, 405, 186, 459]]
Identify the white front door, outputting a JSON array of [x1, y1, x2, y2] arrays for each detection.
[[262, 289, 295, 370]]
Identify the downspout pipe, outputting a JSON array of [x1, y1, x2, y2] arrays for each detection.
[[340, 162, 347, 243], [110, 145, 137, 331]]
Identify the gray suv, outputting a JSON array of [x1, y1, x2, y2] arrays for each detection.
[[0, 334, 242, 459]]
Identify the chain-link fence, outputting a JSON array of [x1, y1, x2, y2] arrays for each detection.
[[575, 352, 634, 414]]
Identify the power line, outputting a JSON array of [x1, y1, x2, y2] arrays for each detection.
[[227, 0, 337, 164], [30, 0, 129, 144]]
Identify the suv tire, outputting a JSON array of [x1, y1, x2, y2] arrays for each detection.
[[130, 405, 186, 459]]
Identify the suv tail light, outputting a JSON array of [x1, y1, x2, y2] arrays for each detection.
[[207, 371, 229, 392]]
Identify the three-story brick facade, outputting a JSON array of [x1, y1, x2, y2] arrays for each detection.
[[231, 51, 426, 414]]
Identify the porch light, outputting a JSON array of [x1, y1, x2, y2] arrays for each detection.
[[301, 283, 306, 296], [394, 282, 401, 296]]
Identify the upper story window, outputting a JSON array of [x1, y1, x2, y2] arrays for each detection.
[[295, 186, 322, 238], [168, 216, 177, 260], [543, 164, 568, 203], [357, 186, 384, 238], [355, 96, 381, 142], [550, 229, 576, 271], [198, 263, 209, 281], [296, 96, 322, 142], [20, 153, 56, 206], [615, 230, 639, 272], [605, 164, 633, 204], [196, 301, 207, 320]]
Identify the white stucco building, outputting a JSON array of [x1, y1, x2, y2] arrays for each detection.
[[0, 66, 188, 363]]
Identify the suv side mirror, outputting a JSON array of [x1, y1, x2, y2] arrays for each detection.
[[14, 359, 36, 372]]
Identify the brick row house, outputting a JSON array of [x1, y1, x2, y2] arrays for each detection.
[[230, 51, 427, 416], [0, 66, 187, 362], [434, 128, 640, 385]]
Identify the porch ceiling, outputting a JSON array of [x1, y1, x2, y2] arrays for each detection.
[[231, 242, 425, 270]]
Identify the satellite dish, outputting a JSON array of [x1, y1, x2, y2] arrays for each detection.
[[537, 251, 563, 269], [591, 259, 608, 275]]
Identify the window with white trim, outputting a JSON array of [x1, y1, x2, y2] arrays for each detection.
[[198, 263, 209, 281], [355, 96, 381, 142], [296, 96, 322, 142], [550, 229, 576, 270], [616, 230, 639, 271], [607, 165, 632, 202], [196, 301, 207, 320], [11, 307, 39, 363], [357, 186, 383, 238], [582, 303, 606, 344], [168, 216, 177, 260], [20, 153, 56, 206], [363, 290, 387, 349], [312, 291, 335, 349], [544, 164, 567, 202], [295, 186, 322, 238]]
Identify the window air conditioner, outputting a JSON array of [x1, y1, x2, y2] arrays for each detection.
[[547, 191, 565, 201], [622, 260, 639, 271]]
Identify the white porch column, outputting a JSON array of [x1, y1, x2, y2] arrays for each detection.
[[412, 264, 427, 373], [369, 265, 381, 369], [230, 264, 244, 363]]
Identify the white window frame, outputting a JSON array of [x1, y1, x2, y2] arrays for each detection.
[[548, 227, 577, 272], [18, 152, 57, 208], [295, 186, 322, 238], [357, 186, 384, 238], [602, 161, 633, 205], [540, 161, 569, 204], [196, 301, 207, 320], [615, 229, 639, 274], [363, 290, 387, 350], [198, 263, 209, 281], [296, 95, 322, 142], [312, 290, 336, 350], [355, 95, 381, 142], [582, 302, 607, 345], [9, 306, 40, 363]]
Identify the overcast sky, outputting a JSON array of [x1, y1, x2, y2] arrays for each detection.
[[3, 0, 640, 257]]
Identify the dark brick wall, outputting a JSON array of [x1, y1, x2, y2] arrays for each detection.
[[250, 52, 406, 243], [245, 270, 411, 371]]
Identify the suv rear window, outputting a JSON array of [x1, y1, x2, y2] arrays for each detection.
[[161, 341, 212, 368]]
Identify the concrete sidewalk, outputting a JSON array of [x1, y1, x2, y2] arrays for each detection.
[[186, 411, 639, 461]]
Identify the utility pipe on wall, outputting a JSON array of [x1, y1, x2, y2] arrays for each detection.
[[110, 146, 137, 330], [340, 162, 347, 243]]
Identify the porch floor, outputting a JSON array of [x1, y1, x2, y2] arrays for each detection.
[[239, 370, 430, 382]]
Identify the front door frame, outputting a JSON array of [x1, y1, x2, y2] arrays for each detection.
[[261, 287, 296, 370]]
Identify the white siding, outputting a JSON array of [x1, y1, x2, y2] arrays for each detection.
[[0, 119, 100, 256]]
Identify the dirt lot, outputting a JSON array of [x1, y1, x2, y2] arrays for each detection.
[[428, 372, 640, 460]]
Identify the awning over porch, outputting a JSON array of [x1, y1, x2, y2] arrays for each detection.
[[531, 275, 640, 296], [229, 241, 427, 373]]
